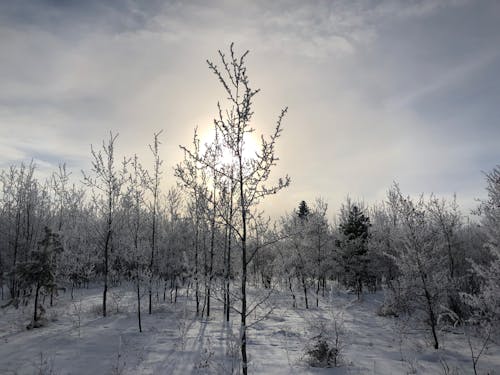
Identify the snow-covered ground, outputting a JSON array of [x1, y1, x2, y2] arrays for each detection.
[[1, 284, 499, 374]]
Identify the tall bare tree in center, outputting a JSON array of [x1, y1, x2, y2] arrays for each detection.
[[181, 44, 289, 375]]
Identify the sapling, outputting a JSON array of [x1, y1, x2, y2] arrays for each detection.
[[71, 299, 83, 338], [304, 311, 347, 368]]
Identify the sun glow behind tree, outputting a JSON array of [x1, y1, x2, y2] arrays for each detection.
[[198, 126, 261, 166]]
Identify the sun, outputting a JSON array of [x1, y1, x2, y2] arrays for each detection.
[[199, 127, 260, 165]]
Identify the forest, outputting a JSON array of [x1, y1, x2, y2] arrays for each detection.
[[0, 45, 499, 375]]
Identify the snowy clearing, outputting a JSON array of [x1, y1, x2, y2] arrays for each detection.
[[1, 284, 499, 374]]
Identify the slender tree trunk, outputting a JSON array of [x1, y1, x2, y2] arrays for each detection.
[[195, 222, 200, 316], [174, 281, 178, 303], [223, 223, 228, 320], [25, 202, 32, 263], [301, 274, 309, 309], [288, 276, 296, 308], [444, 231, 455, 280], [417, 251, 439, 350], [149, 187, 158, 315], [170, 278, 174, 303], [226, 226, 231, 322], [202, 229, 207, 318], [103, 222, 111, 318], [239, 161, 248, 375], [148, 132, 162, 315], [316, 235, 321, 307], [207, 195, 216, 317], [10, 211, 21, 301], [149, 207, 155, 315], [316, 278, 320, 307], [357, 276, 362, 300], [33, 282, 40, 322], [424, 286, 439, 349], [225, 180, 234, 322], [137, 273, 142, 333], [134, 206, 142, 332]]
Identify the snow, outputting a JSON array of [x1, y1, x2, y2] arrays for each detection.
[[1, 284, 499, 374]]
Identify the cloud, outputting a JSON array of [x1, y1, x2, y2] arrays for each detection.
[[0, 0, 498, 218]]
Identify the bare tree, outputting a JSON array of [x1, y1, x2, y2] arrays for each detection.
[[310, 199, 330, 306], [124, 154, 148, 331], [386, 184, 447, 349], [0, 161, 39, 305], [146, 131, 163, 315], [83, 132, 128, 317], [176, 129, 207, 316], [180, 44, 290, 374]]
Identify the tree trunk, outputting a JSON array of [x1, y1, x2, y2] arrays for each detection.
[[316, 278, 320, 307], [149, 195, 157, 315], [424, 286, 439, 349], [10, 211, 21, 301], [33, 282, 40, 322], [225, 184, 234, 322], [207, 194, 216, 317], [174, 282, 178, 303], [223, 224, 228, 320], [195, 222, 200, 316], [103, 225, 111, 318], [239, 161, 248, 375], [226, 230, 231, 322], [301, 274, 309, 309], [137, 275, 142, 333], [202, 230, 208, 318], [288, 276, 296, 308]]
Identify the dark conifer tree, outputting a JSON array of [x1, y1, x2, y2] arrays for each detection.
[[338, 202, 371, 298], [17, 227, 63, 327], [297, 200, 310, 220]]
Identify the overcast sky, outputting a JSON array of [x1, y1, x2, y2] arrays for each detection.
[[1, 0, 499, 218]]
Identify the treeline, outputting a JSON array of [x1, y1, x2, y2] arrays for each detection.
[[1, 143, 498, 347]]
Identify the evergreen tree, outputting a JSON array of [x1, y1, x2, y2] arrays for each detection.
[[337, 200, 371, 298], [17, 227, 63, 327], [297, 200, 310, 220]]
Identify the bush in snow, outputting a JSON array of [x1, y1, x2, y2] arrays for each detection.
[[306, 334, 339, 368], [304, 312, 346, 368]]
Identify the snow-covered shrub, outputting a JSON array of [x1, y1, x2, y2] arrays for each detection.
[[305, 334, 339, 367], [304, 312, 346, 368], [110, 290, 124, 314], [196, 337, 215, 370], [377, 283, 410, 317]]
